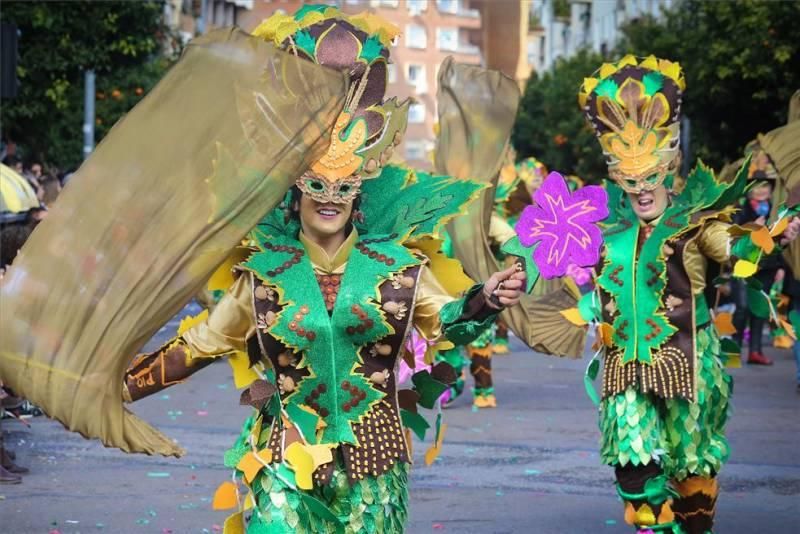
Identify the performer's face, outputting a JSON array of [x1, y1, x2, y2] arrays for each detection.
[[628, 185, 669, 222], [298, 193, 354, 240]]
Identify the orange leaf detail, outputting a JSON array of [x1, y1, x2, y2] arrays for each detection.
[[751, 225, 775, 254], [713, 312, 737, 336], [212, 481, 239, 510]]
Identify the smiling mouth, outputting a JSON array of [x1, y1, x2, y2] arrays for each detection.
[[638, 197, 654, 209], [317, 207, 340, 218]]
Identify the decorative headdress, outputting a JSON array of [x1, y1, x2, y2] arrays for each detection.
[[253, 4, 409, 204], [579, 55, 685, 194], [515, 156, 548, 195]]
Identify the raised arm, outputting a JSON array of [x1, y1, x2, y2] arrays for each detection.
[[412, 263, 523, 346], [123, 274, 255, 402]]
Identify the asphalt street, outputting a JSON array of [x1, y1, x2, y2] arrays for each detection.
[[1, 305, 798, 533]]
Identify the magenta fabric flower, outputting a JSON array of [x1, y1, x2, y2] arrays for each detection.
[[398, 329, 431, 386], [515, 171, 608, 279]]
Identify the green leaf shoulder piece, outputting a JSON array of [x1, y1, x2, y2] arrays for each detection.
[[357, 163, 486, 242]]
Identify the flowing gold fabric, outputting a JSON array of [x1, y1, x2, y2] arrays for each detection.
[[435, 57, 583, 357], [0, 28, 346, 457], [762, 91, 800, 273]]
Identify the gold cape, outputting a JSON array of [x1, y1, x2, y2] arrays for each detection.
[[434, 57, 585, 357], [0, 28, 346, 457]]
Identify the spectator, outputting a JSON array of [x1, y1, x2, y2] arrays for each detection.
[[0, 223, 34, 484], [732, 182, 780, 365], [39, 172, 62, 206]]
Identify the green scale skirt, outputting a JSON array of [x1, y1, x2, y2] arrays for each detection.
[[225, 415, 409, 534], [599, 326, 732, 480]]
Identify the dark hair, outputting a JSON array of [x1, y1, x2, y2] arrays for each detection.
[[0, 223, 34, 268]]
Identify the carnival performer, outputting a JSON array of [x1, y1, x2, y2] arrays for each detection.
[[121, 6, 525, 533], [571, 56, 800, 534]]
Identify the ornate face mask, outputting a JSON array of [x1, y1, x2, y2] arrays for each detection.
[[580, 55, 685, 194], [610, 160, 676, 195], [296, 171, 361, 205]]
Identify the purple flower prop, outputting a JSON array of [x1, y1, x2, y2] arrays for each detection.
[[515, 171, 608, 279]]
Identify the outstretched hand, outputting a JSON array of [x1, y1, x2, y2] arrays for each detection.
[[484, 263, 526, 310], [780, 217, 800, 246]]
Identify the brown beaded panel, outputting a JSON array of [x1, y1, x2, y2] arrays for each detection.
[[341, 400, 408, 482], [250, 273, 310, 395], [341, 263, 422, 484], [599, 228, 700, 401]]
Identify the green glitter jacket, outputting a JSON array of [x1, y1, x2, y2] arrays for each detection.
[[594, 162, 756, 402], [124, 165, 498, 484]]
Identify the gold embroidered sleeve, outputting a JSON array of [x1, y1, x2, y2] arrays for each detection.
[[413, 265, 497, 344], [697, 220, 731, 264], [123, 274, 256, 402], [412, 265, 452, 341], [182, 273, 256, 358]]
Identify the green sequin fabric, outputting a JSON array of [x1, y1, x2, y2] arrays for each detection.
[[599, 326, 732, 479], [246, 455, 409, 534], [469, 324, 496, 349]]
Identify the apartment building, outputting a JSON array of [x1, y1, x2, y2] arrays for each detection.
[[176, 0, 536, 170], [528, 0, 677, 73]]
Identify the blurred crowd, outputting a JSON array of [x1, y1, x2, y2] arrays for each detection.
[[0, 150, 68, 484]]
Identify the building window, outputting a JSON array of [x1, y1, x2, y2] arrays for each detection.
[[405, 24, 427, 49], [436, 0, 458, 14], [408, 102, 426, 123], [406, 63, 427, 93], [407, 0, 427, 16], [436, 27, 458, 51], [387, 63, 397, 83], [404, 140, 426, 161]]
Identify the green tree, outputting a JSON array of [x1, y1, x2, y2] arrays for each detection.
[[0, 1, 180, 170], [512, 49, 608, 183], [615, 0, 800, 169]]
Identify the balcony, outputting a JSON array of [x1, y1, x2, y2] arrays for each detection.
[[437, 0, 480, 19]]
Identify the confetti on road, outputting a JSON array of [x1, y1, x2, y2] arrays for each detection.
[[495, 490, 504, 496], [196, 410, 209, 416], [524, 469, 541, 476], [605, 519, 617, 525], [433, 523, 444, 530], [160, 394, 170, 400], [147, 472, 171, 478]]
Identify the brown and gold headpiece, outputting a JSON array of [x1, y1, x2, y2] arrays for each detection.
[[579, 55, 685, 194], [254, 5, 409, 204]]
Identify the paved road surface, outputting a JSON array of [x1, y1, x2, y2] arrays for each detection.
[[2, 305, 798, 533]]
